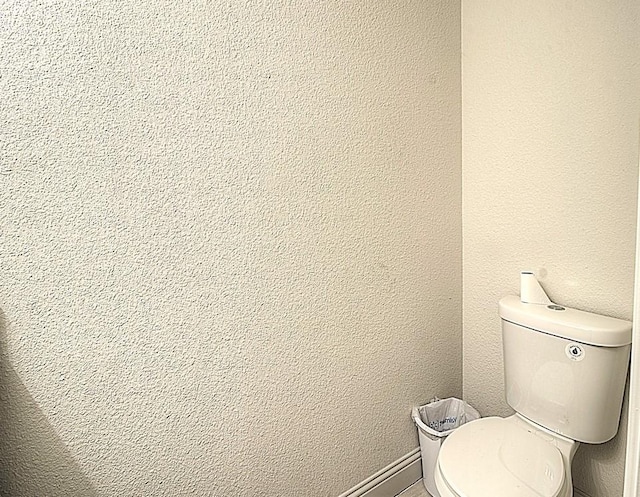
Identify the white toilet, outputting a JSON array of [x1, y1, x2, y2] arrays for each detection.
[[434, 294, 632, 497]]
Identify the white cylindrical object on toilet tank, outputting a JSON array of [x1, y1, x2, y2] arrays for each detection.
[[520, 271, 552, 305]]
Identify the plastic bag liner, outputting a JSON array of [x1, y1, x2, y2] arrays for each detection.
[[412, 397, 480, 439], [412, 398, 480, 497]]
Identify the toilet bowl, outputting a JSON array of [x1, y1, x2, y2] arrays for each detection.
[[434, 414, 576, 497]]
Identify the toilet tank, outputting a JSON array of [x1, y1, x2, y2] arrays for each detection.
[[499, 295, 632, 444]]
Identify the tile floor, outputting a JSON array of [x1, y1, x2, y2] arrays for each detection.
[[396, 480, 429, 497]]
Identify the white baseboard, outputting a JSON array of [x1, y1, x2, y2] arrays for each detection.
[[338, 448, 422, 497]]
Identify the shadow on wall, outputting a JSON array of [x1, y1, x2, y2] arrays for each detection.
[[572, 381, 631, 497], [0, 309, 98, 497]]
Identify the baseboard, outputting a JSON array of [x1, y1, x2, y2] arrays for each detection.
[[337, 448, 422, 497]]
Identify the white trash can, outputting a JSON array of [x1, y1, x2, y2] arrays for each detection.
[[412, 398, 480, 497]]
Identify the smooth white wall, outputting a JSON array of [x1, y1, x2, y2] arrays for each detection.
[[462, 1, 639, 496], [0, 1, 461, 495]]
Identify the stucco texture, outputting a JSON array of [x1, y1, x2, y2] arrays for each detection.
[[0, 1, 461, 496], [462, 1, 639, 496]]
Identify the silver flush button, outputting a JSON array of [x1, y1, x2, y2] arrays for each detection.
[[547, 304, 565, 311]]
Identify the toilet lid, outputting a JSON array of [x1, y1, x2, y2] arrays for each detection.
[[438, 417, 565, 497]]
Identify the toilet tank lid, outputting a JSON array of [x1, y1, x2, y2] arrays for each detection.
[[499, 295, 632, 347]]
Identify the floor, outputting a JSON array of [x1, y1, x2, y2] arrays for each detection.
[[396, 480, 584, 497], [396, 480, 430, 497]]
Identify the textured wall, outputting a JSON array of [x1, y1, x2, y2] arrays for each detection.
[[462, 1, 639, 496], [0, 1, 461, 495]]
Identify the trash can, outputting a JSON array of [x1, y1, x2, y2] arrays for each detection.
[[412, 397, 480, 497]]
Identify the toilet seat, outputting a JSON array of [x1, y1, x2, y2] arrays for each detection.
[[436, 417, 565, 497]]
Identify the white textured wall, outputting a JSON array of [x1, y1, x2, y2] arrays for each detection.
[[0, 1, 461, 495], [462, 1, 639, 496]]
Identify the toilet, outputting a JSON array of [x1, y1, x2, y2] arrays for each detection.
[[434, 294, 632, 497]]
